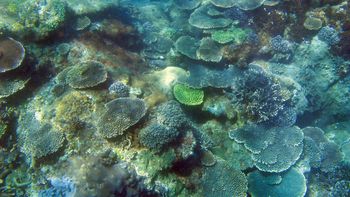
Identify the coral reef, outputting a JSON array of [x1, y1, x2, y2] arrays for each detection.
[[64, 155, 161, 197], [0, 0, 67, 40], [1, 0, 350, 196]]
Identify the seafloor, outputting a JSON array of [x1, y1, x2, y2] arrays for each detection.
[[0, 0, 350, 196]]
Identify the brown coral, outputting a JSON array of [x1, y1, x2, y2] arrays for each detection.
[[0, 37, 25, 73]]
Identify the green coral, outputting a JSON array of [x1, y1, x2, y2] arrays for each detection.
[[211, 26, 250, 44], [173, 83, 204, 106]]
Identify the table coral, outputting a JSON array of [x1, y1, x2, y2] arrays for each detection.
[[173, 83, 204, 106], [97, 98, 147, 138]]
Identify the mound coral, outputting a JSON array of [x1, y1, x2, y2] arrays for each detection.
[[139, 123, 179, 151], [66, 60, 107, 89], [317, 26, 340, 46], [270, 35, 294, 54], [138, 100, 187, 152], [97, 98, 147, 138], [153, 100, 188, 130], [173, 83, 204, 106], [0, 37, 25, 73], [108, 81, 130, 97]]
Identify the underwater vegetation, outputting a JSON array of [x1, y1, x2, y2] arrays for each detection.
[[0, 0, 350, 196]]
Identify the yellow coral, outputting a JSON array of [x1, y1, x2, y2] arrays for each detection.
[[54, 91, 95, 132]]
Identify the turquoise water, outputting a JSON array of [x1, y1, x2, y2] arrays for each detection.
[[0, 0, 349, 196]]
